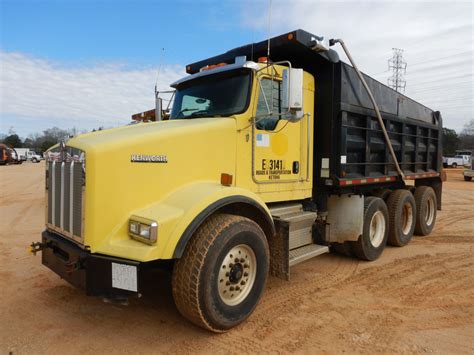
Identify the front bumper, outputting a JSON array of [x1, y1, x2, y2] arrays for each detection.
[[41, 230, 141, 299]]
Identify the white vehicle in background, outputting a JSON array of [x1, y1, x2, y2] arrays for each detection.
[[26, 151, 43, 163], [14, 148, 44, 163], [443, 155, 466, 168]]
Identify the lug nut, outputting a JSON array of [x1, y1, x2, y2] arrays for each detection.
[[240, 258, 245, 263], [236, 286, 240, 291], [229, 263, 234, 268], [230, 286, 235, 291], [226, 281, 230, 286], [225, 272, 230, 277], [241, 281, 246, 285], [244, 264, 249, 268], [244, 272, 248, 277], [235, 258, 239, 263]]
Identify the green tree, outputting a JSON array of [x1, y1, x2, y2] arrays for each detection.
[[442, 128, 459, 156], [2, 134, 23, 148]]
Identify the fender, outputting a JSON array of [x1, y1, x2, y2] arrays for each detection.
[[94, 181, 274, 261]]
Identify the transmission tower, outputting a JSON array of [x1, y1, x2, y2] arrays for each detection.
[[388, 48, 407, 92]]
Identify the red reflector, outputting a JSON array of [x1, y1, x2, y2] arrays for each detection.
[[258, 57, 268, 63], [221, 173, 233, 186]]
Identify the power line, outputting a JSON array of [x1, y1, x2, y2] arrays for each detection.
[[387, 48, 407, 92]]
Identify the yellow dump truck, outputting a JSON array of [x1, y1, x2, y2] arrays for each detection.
[[32, 30, 443, 332]]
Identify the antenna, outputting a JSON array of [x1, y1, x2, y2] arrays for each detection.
[[155, 47, 165, 94], [267, 0, 272, 60]]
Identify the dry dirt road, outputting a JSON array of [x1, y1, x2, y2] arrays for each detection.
[[1, 163, 473, 354]]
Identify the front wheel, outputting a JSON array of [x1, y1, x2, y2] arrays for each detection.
[[172, 214, 269, 332], [32, 158, 38, 163], [465, 176, 473, 182], [452, 163, 457, 168], [351, 197, 389, 261]]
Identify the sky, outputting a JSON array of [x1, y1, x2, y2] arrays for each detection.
[[0, 0, 473, 138]]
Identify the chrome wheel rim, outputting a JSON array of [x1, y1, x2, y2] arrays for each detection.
[[369, 211, 385, 247], [425, 197, 435, 226], [217, 244, 257, 306], [402, 202, 414, 235]]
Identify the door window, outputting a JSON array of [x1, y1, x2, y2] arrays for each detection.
[[256, 78, 281, 131]]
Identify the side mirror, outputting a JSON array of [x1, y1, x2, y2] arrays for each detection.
[[282, 68, 304, 121]]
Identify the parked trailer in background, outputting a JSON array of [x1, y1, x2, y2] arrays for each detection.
[[32, 29, 443, 332]]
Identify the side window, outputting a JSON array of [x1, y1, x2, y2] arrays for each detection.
[[256, 78, 281, 130]]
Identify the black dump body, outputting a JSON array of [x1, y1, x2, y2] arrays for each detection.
[[187, 29, 443, 195]]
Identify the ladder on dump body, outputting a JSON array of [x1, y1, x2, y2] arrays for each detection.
[[269, 203, 329, 280]]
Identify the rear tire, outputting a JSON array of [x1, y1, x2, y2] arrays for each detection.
[[465, 176, 472, 182], [172, 214, 269, 332], [350, 197, 389, 261], [452, 163, 457, 168], [32, 158, 38, 163], [386, 189, 416, 247], [414, 186, 437, 236]]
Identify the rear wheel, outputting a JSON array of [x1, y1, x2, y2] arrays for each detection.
[[414, 186, 437, 236], [172, 214, 269, 332], [32, 158, 38, 163], [465, 176, 472, 182], [351, 197, 389, 261], [452, 163, 457, 168], [386, 189, 416, 246]]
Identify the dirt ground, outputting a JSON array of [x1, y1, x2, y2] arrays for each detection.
[[0, 163, 473, 354]]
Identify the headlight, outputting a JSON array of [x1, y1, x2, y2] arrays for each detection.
[[128, 216, 158, 245]]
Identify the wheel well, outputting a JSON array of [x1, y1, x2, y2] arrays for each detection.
[[172, 197, 275, 259]]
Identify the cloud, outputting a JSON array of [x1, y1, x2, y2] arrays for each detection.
[[0, 51, 184, 136], [240, 0, 473, 131]]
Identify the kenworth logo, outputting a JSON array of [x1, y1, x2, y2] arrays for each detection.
[[131, 154, 168, 163]]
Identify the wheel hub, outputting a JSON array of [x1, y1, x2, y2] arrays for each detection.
[[217, 244, 257, 306]]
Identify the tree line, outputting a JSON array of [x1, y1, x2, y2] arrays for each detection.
[[0, 127, 102, 153]]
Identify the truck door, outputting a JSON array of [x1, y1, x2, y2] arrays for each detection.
[[252, 76, 308, 186]]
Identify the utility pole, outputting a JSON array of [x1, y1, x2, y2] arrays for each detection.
[[388, 48, 407, 92]]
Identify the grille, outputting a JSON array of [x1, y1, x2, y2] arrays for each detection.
[[46, 147, 85, 244]]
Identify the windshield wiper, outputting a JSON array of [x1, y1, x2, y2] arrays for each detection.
[[174, 108, 198, 118], [187, 112, 222, 119]]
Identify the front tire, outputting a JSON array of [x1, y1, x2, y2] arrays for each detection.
[[172, 214, 269, 332], [414, 186, 437, 236], [351, 197, 389, 261], [465, 176, 473, 182], [32, 158, 38, 163], [452, 163, 457, 168], [387, 189, 416, 247]]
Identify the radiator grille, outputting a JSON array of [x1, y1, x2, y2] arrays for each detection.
[[46, 147, 85, 244]]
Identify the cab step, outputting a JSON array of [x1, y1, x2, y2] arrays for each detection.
[[269, 203, 329, 280], [289, 244, 329, 266]]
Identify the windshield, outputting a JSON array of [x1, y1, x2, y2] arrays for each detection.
[[170, 69, 251, 119]]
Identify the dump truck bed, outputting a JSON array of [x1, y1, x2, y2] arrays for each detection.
[[186, 29, 442, 192]]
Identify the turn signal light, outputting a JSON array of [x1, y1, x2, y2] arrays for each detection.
[[258, 57, 268, 63], [221, 173, 233, 186]]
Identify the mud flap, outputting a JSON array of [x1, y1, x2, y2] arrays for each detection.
[[268, 219, 290, 281]]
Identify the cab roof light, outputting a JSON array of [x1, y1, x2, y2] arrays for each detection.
[[199, 62, 228, 72]]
